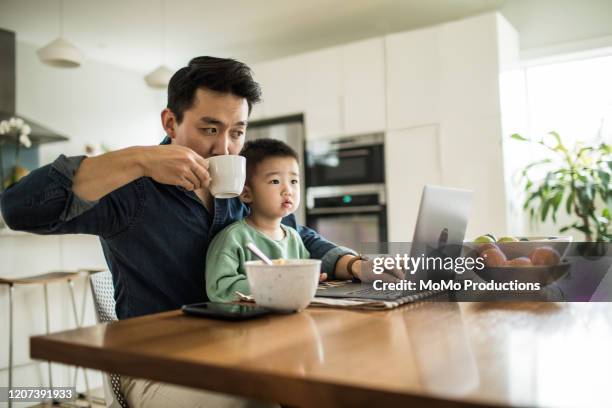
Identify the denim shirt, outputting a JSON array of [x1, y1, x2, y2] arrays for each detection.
[[0, 140, 354, 319]]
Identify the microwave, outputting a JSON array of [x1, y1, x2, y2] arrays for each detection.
[[306, 133, 384, 187]]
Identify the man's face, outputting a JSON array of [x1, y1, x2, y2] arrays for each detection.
[[163, 87, 249, 158], [242, 157, 301, 220]]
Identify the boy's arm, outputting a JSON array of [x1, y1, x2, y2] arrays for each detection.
[[283, 216, 402, 282], [282, 214, 356, 279], [205, 235, 250, 303]]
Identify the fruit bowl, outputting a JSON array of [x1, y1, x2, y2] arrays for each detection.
[[467, 235, 573, 287], [496, 236, 573, 260], [475, 260, 571, 286]]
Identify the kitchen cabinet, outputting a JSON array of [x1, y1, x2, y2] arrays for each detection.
[[385, 26, 440, 130], [251, 38, 386, 140], [385, 125, 441, 242], [341, 38, 386, 135], [303, 47, 343, 140], [304, 38, 386, 140], [251, 55, 307, 120], [384, 13, 517, 238]]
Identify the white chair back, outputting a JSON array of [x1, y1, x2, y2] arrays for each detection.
[[90, 271, 129, 408]]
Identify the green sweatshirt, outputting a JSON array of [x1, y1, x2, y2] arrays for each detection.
[[205, 218, 310, 302]]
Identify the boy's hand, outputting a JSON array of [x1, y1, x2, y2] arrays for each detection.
[[319, 272, 328, 282]]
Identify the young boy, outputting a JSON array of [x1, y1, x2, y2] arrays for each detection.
[[206, 138, 313, 302]]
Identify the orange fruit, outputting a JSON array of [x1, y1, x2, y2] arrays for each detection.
[[505, 257, 532, 267], [482, 248, 507, 267], [529, 246, 560, 266]]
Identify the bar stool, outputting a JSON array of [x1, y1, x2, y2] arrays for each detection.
[[0, 271, 85, 407]]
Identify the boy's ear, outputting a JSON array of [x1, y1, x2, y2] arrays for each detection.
[[240, 185, 252, 204]]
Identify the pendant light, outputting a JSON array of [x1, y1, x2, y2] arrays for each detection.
[[37, 0, 84, 67], [145, 0, 173, 89]]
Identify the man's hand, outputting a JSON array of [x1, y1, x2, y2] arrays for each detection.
[[353, 258, 404, 283], [141, 145, 210, 191], [333, 255, 404, 283]]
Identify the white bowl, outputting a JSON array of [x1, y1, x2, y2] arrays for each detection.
[[245, 259, 321, 313]]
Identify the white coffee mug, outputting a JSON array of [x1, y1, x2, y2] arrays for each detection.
[[207, 155, 246, 199]]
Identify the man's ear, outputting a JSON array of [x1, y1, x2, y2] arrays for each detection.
[[161, 108, 177, 139], [240, 185, 253, 204]]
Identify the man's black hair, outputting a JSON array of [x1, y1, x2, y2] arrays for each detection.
[[167, 56, 262, 123], [240, 138, 299, 182]]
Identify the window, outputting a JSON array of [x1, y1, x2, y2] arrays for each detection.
[[501, 52, 612, 236]]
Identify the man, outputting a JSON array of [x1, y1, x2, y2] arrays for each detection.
[[1, 56, 400, 407]]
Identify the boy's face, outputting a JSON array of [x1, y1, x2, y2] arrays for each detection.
[[241, 156, 301, 219]]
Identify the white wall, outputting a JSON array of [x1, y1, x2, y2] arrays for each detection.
[[501, 0, 612, 59], [0, 40, 165, 402], [16, 42, 165, 162]]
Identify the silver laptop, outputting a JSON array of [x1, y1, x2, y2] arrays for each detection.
[[316, 185, 473, 300]]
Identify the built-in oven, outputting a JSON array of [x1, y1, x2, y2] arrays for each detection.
[[306, 184, 387, 251], [306, 133, 384, 187]]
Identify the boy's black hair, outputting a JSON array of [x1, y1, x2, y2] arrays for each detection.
[[167, 56, 262, 123], [240, 138, 299, 182]]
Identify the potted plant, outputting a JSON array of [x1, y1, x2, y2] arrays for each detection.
[[0, 117, 33, 229], [512, 132, 611, 242], [0, 116, 32, 191]]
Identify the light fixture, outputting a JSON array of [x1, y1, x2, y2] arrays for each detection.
[[145, 0, 173, 89], [37, 0, 84, 67], [37, 38, 83, 68], [144, 65, 174, 89]]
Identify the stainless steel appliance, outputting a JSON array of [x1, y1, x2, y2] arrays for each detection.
[[305, 133, 387, 249], [306, 184, 387, 251], [246, 114, 306, 224], [306, 133, 384, 187]]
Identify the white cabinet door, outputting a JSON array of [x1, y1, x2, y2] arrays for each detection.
[[385, 125, 442, 242], [438, 13, 500, 121], [341, 38, 386, 135], [385, 27, 440, 131], [249, 63, 269, 120], [257, 55, 307, 119], [303, 47, 343, 141]]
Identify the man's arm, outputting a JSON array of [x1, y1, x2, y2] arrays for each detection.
[[281, 215, 403, 283], [1, 144, 209, 235], [73, 144, 210, 201]]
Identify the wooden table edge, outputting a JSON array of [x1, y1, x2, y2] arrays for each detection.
[[30, 328, 501, 408]]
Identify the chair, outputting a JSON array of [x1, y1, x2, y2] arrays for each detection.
[[1, 271, 84, 408], [90, 270, 129, 408]]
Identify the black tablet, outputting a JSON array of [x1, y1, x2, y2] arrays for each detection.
[[181, 302, 272, 321]]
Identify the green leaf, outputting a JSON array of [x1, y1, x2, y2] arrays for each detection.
[[541, 199, 551, 222], [510, 133, 529, 141], [565, 190, 575, 215], [573, 224, 591, 234], [551, 189, 564, 222], [598, 170, 610, 186], [523, 158, 553, 172]]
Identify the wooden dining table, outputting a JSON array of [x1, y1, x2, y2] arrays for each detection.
[[30, 302, 612, 407]]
